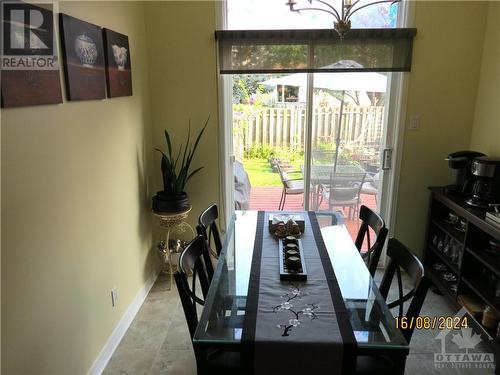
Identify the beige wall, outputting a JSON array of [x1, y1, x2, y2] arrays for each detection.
[[470, 2, 500, 157], [393, 1, 488, 255], [2, 1, 498, 373], [144, 1, 220, 231], [1, 2, 155, 374]]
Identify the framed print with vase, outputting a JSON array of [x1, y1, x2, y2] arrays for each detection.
[[59, 14, 106, 101], [103, 28, 132, 97]]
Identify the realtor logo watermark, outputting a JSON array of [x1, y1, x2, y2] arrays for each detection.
[[435, 308, 495, 370], [1, 1, 58, 70]]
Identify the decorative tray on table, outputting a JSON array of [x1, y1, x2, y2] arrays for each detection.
[[279, 236, 307, 281]]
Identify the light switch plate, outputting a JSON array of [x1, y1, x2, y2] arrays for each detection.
[[409, 116, 421, 130]]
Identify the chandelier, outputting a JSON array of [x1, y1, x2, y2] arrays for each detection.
[[286, 0, 401, 38]]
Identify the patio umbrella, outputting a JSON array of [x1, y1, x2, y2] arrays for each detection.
[[261, 61, 387, 172]]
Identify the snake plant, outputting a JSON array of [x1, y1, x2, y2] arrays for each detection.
[[155, 117, 209, 195]]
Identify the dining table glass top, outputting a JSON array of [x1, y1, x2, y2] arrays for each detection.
[[193, 211, 408, 352]]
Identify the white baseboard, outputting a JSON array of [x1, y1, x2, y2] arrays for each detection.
[[88, 268, 160, 375]]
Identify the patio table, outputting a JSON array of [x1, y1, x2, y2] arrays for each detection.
[[301, 164, 368, 209]]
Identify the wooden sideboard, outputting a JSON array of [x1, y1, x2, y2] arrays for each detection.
[[425, 187, 500, 372]]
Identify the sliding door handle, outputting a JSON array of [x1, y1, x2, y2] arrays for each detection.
[[382, 148, 393, 170]]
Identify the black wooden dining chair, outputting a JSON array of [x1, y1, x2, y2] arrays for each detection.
[[356, 238, 430, 374], [196, 225, 215, 282], [379, 238, 430, 342], [174, 236, 241, 374], [176, 236, 211, 317], [354, 205, 388, 277], [198, 204, 223, 257]]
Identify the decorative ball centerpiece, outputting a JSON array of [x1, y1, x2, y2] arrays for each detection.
[[75, 34, 98, 67]]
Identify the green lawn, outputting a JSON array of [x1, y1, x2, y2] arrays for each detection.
[[243, 158, 303, 187]]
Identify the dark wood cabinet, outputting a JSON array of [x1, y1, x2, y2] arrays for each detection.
[[425, 187, 500, 372]]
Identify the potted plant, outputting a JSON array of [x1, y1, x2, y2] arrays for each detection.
[[152, 117, 208, 213]]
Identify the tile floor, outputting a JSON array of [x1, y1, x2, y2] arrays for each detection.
[[104, 271, 496, 375]]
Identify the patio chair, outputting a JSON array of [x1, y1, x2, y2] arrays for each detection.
[[276, 163, 304, 210], [361, 172, 379, 205], [319, 172, 366, 221]]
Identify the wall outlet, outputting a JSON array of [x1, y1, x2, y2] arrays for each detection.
[[111, 288, 118, 307], [409, 116, 421, 130]]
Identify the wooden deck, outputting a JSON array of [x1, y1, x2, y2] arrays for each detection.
[[248, 186, 378, 242]]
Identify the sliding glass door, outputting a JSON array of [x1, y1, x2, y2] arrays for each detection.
[[221, 0, 412, 243], [229, 71, 390, 238]]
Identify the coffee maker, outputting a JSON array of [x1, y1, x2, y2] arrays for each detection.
[[445, 151, 485, 195], [465, 157, 500, 208]]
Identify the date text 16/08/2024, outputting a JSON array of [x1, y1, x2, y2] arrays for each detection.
[[395, 316, 469, 330]]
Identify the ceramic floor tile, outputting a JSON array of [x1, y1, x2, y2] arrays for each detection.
[[163, 314, 193, 350], [134, 292, 178, 323], [103, 347, 157, 375], [148, 348, 196, 375], [105, 271, 497, 375], [405, 354, 460, 375], [117, 319, 170, 352], [456, 363, 496, 375]]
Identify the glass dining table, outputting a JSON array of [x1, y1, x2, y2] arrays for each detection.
[[193, 211, 409, 373]]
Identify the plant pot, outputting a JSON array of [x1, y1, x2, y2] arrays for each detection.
[[152, 191, 190, 213]]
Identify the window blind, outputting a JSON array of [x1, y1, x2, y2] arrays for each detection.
[[215, 28, 417, 74]]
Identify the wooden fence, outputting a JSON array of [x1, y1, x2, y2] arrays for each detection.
[[233, 106, 385, 159]]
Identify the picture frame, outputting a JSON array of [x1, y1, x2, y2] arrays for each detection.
[[103, 28, 132, 98], [1, 2, 62, 108], [59, 14, 106, 101]]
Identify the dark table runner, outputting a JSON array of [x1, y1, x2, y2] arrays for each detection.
[[242, 211, 357, 375]]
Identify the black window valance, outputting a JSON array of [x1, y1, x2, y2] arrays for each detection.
[[215, 28, 417, 74]]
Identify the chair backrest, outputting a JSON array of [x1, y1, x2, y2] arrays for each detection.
[[276, 163, 289, 189], [379, 238, 430, 342], [175, 235, 211, 339], [354, 205, 388, 276], [328, 172, 366, 202], [196, 225, 215, 281], [198, 204, 223, 257]]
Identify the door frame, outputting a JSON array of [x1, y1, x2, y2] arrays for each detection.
[[215, 0, 233, 232], [379, 0, 416, 239]]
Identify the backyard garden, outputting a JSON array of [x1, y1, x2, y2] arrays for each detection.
[[231, 73, 383, 219], [243, 145, 304, 186]]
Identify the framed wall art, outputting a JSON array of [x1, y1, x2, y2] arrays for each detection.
[[59, 14, 106, 101], [103, 28, 132, 97]]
